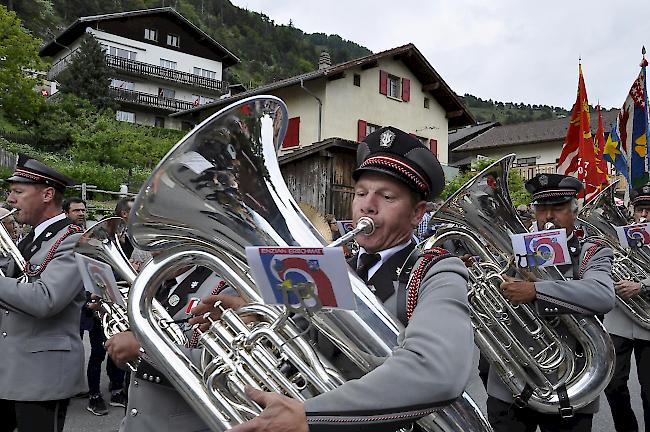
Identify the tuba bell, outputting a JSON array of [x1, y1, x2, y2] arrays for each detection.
[[424, 154, 614, 414], [578, 181, 650, 328], [126, 95, 492, 431]]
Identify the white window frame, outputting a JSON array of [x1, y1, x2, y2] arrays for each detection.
[[144, 28, 158, 41], [193, 67, 217, 80], [160, 59, 177, 70], [107, 46, 137, 61], [158, 87, 175, 99], [167, 34, 179, 47], [192, 94, 215, 106], [110, 79, 135, 91], [387, 75, 401, 99], [116, 110, 135, 123], [366, 122, 381, 136]]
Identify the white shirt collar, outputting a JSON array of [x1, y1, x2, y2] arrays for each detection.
[[32, 212, 67, 240], [358, 239, 412, 281]]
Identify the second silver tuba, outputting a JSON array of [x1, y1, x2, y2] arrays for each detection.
[[578, 181, 650, 328], [126, 95, 492, 431], [425, 155, 614, 415]]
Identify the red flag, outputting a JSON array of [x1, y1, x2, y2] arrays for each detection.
[[557, 63, 599, 200], [591, 104, 610, 199]]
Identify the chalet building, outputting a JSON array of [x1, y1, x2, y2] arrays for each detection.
[[39, 7, 239, 130], [452, 111, 622, 184], [173, 44, 474, 217]]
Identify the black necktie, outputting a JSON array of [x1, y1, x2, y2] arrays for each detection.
[[356, 253, 381, 283]]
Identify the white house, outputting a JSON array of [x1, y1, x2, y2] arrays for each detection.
[[173, 44, 474, 217], [39, 7, 239, 130]]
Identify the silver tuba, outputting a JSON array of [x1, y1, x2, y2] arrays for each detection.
[[578, 181, 650, 328], [425, 154, 614, 415], [73, 217, 187, 371], [126, 95, 492, 431]]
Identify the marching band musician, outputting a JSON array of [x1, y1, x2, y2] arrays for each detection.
[[489, 173, 615, 432], [105, 265, 233, 432], [191, 126, 474, 432], [0, 159, 85, 432], [603, 184, 650, 432]]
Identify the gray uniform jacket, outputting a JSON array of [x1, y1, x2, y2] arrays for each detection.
[[120, 269, 225, 432], [0, 220, 86, 401], [487, 237, 615, 413], [304, 243, 474, 431], [604, 275, 650, 341]]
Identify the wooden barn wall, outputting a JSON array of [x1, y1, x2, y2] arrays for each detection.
[[281, 155, 330, 217], [281, 150, 357, 220]]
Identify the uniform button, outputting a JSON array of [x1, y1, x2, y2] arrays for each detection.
[[130, 409, 138, 417], [155, 377, 161, 383], [544, 308, 550, 312], [2, 332, 6, 337], [133, 380, 139, 387], [4, 310, 8, 315], [142, 373, 148, 380]]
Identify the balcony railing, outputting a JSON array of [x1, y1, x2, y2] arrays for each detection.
[[48, 53, 228, 94], [109, 87, 195, 112], [106, 55, 228, 94]]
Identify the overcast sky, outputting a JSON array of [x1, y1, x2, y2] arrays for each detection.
[[229, 0, 650, 110]]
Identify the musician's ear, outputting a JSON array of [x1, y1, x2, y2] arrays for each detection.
[[40, 185, 55, 204], [412, 200, 427, 227]]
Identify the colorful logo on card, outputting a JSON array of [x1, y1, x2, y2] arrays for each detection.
[[259, 249, 338, 307], [524, 232, 567, 266], [624, 224, 650, 246]]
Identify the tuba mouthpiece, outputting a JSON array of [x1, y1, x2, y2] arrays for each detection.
[[356, 217, 375, 236]]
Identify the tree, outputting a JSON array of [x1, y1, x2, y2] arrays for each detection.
[[441, 158, 530, 207], [56, 34, 114, 109], [0, 5, 48, 124]]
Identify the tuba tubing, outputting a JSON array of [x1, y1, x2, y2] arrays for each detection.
[[426, 154, 614, 414], [579, 181, 650, 329]]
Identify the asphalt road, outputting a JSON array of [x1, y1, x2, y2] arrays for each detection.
[[63, 343, 644, 432]]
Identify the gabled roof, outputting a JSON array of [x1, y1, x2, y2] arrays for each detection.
[[39, 7, 239, 67], [279, 138, 358, 165], [453, 110, 619, 152], [172, 43, 475, 128], [449, 121, 499, 146]]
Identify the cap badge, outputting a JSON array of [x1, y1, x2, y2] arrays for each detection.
[[190, 281, 198, 289], [168, 294, 180, 307], [539, 175, 548, 186], [643, 185, 650, 194], [379, 130, 396, 148]]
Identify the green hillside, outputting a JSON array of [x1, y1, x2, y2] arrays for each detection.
[[460, 94, 571, 125]]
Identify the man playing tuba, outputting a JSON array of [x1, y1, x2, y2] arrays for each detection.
[[192, 126, 475, 432], [490, 173, 615, 432], [603, 184, 650, 432]]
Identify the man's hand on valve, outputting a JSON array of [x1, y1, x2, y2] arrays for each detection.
[[500, 275, 537, 304], [188, 294, 254, 332]]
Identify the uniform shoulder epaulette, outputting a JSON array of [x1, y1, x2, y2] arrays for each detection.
[[405, 247, 452, 321]]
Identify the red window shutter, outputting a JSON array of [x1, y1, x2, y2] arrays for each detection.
[[357, 119, 368, 142], [283, 117, 300, 148], [429, 139, 438, 156], [379, 70, 388, 95], [402, 78, 411, 102]]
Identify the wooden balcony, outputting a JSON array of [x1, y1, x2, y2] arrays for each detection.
[[106, 55, 228, 94], [109, 88, 195, 112]]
